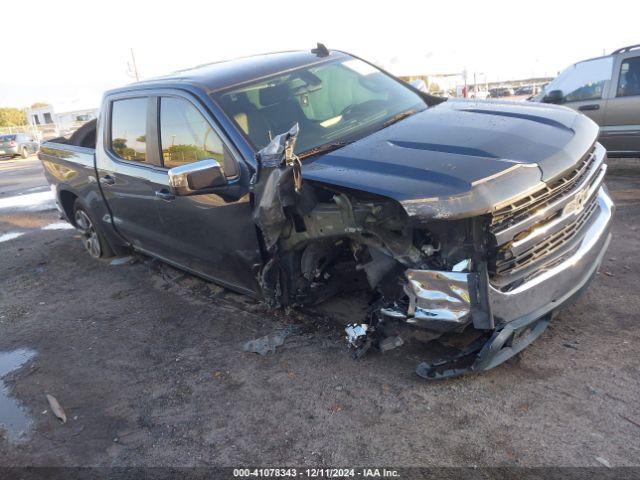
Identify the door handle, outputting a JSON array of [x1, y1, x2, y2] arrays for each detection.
[[578, 104, 600, 111], [99, 174, 116, 186], [155, 189, 175, 201]]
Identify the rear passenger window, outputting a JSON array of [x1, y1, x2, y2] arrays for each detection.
[[159, 97, 238, 176], [110, 98, 148, 163]]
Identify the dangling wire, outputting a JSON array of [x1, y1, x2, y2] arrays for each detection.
[[284, 133, 303, 193], [292, 156, 303, 193]]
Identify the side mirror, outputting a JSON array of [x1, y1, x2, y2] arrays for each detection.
[[168, 159, 227, 196], [543, 89, 564, 104]]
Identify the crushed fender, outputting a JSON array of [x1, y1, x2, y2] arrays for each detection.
[[250, 124, 498, 379], [251, 123, 305, 251]]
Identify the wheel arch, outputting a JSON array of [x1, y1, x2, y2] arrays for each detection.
[[58, 190, 79, 226]]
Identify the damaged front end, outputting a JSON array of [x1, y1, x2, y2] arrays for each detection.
[[249, 125, 555, 380]]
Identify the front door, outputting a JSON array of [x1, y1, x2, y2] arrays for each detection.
[[149, 94, 262, 294], [96, 96, 167, 254], [601, 54, 640, 155], [559, 56, 613, 125]]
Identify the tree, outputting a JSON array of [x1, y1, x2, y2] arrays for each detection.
[[0, 108, 27, 127], [428, 82, 441, 94]]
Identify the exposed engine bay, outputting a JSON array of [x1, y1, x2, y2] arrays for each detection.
[[251, 125, 497, 379]]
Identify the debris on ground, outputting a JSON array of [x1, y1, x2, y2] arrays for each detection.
[[563, 342, 579, 350], [243, 326, 294, 355], [344, 323, 372, 358], [46, 394, 67, 423], [595, 456, 611, 468], [618, 413, 640, 429], [109, 256, 137, 266], [587, 385, 599, 395]]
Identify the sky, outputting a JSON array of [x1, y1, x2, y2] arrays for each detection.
[[0, 0, 638, 109]]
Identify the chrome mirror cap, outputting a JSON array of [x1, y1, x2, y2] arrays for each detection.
[[168, 159, 226, 196]]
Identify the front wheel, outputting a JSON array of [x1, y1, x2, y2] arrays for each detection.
[[73, 201, 113, 258]]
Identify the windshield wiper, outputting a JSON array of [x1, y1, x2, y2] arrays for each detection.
[[381, 108, 419, 129], [298, 140, 350, 159]]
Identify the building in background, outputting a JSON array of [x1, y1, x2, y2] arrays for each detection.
[[26, 99, 98, 140]]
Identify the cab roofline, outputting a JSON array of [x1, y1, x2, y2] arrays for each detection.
[[115, 49, 350, 95]]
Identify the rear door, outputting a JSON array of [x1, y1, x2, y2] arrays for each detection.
[[148, 92, 262, 293], [96, 94, 168, 254], [601, 54, 640, 154]]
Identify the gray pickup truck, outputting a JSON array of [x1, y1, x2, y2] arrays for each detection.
[[39, 46, 614, 378]]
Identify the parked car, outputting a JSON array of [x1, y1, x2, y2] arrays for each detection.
[[530, 44, 640, 156], [0, 133, 39, 158], [39, 46, 613, 379], [489, 86, 514, 97], [455, 85, 490, 99], [515, 85, 534, 96], [467, 86, 491, 100]]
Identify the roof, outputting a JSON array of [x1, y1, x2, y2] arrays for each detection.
[[612, 44, 640, 55], [573, 44, 640, 67], [131, 50, 350, 93]]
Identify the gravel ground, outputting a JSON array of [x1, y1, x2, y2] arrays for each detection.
[[0, 157, 638, 467]]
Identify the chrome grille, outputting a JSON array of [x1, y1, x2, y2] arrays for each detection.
[[491, 145, 597, 232], [489, 144, 606, 288], [493, 195, 598, 276]]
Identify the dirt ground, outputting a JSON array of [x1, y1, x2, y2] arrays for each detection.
[[0, 157, 639, 467]]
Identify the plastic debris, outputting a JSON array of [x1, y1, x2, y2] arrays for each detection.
[[46, 394, 67, 423], [243, 326, 294, 355], [109, 256, 137, 266]]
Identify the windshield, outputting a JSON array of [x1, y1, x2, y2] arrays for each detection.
[[534, 56, 613, 102], [0, 135, 16, 141], [212, 57, 426, 155]]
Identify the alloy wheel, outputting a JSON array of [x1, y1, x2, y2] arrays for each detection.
[[74, 209, 101, 258]]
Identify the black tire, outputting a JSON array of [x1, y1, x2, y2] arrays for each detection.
[[20, 147, 29, 159], [72, 200, 114, 259]]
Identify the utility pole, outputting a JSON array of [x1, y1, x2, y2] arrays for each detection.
[[130, 48, 140, 82], [462, 68, 468, 98]]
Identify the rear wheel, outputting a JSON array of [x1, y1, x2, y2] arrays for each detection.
[[73, 201, 113, 258], [20, 147, 29, 159]]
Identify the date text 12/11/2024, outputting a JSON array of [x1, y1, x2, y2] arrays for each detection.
[[233, 468, 400, 477]]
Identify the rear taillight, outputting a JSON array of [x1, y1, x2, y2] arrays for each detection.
[[8, 141, 16, 147]]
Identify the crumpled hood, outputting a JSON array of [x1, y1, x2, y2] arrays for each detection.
[[302, 99, 599, 220]]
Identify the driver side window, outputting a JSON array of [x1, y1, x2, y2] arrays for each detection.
[[561, 57, 613, 102], [159, 97, 238, 177]]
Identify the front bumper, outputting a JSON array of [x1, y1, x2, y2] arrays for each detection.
[[488, 186, 614, 326], [415, 187, 613, 379]]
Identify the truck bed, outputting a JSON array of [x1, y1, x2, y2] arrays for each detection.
[[38, 118, 98, 203], [37, 120, 108, 236]]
